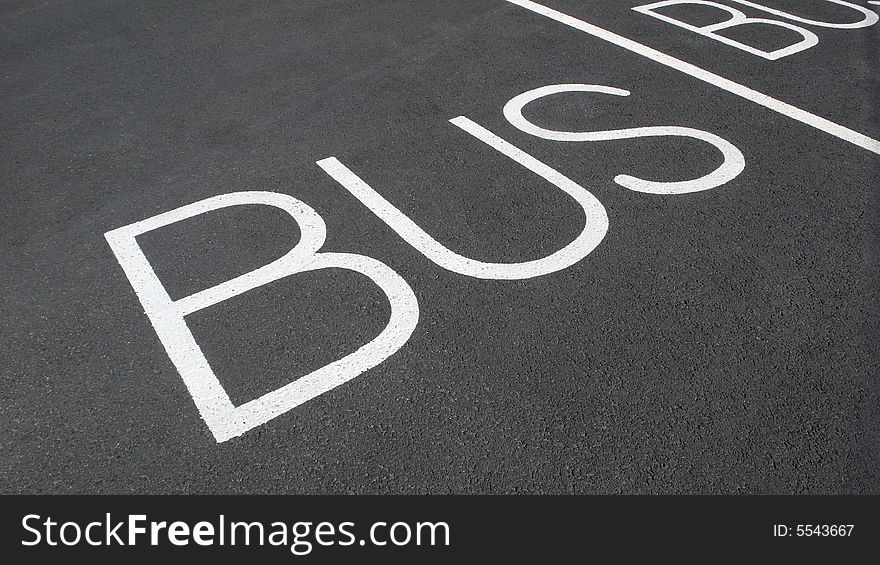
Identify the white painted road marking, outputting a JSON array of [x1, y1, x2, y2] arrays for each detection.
[[103, 3, 879, 442], [726, 0, 878, 29], [105, 191, 419, 442], [317, 116, 609, 280], [499, 0, 880, 156], [633, 1, 820, 60], [503, 83, 746, 194]]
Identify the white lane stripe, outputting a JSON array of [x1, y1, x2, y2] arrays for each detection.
[[499, 0, 880, 156]]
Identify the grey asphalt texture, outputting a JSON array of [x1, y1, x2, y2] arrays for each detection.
[[2, 0, 878, 494]]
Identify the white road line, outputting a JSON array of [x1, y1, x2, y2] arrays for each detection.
[[499, 0, 880, 156]]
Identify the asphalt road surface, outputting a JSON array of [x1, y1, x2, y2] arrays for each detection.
[[2, 0, 878, 494]]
